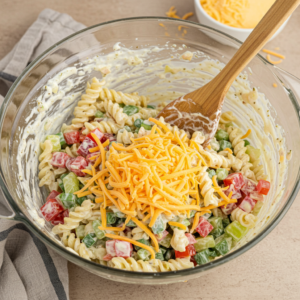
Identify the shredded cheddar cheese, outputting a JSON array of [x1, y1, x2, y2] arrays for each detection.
[[273, 83, 278, 88], [262, 49, 285, 59], [266, 54, 283, 65], [224, 148, 233, 154], [168, 221, 187, 231], [240, 129, 251, 139]]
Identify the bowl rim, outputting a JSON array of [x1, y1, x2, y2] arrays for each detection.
[[194, 0, 254, 32], [1, 16, 300, 280]]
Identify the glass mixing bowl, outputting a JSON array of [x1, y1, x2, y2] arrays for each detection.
[[1, 17, 300, 285]]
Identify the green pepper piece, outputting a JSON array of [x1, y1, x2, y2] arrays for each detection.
[[126, 219, 137, 227], [92, 220, 105, 239], [137, 248, 151, 261], [124, 125, 132, 132], [95, 110, 104, 118], [45, 135, 61, 151], [209, 217, 224, 239], [106, 212, 117, 225], [246, 145, 261, 161], [60, 173, 68, 180], [134, 239, 151, 251], [194, 236, 215, 252], [159, 246, 167, 255], [214, 235, 232, 255], [222, 217, 231, 228], [76, 196, 87, 206], [123, 105, 139, 116], [63, 172, 79, 194], [244, 140, 250, 147], [215, 129, 229, 141], [207, 169, 216, 179], [141, 123, 152, 130], [207, 249, 218, 258], [164, 249, 175, 261], [155, 249, 165, 261], [158, 233, 172, 248], [225, 221, 248, 241], [152, 215, 164, 234], [55, 132, 67, 146], [75, 225, 86, 239], [82, 233, 97, 248], [219, 140, 232, 151], [118, 103, 125, 108], [134, 118, 143, 128], [216, 168, 229, 180], [194, 249, 210, 265], [57, 193, 77, 209], [147, 105, 156, 109]]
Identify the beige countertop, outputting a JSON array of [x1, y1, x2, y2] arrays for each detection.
[[1, 1, 300, 299]]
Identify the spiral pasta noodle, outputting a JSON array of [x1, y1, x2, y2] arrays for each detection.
[[158, 117, 191, 139], [131, 227, 149, 241], [65, 143, 80, 157], [108, 257, 194, 272], [102, 100, 128, 126], [125, 108, 159, 126], [218, 150, 243, 171], [251, 160, 267, 180], [117, 130, 135, 145], [170, 228, 189, 252], [219, 111, 236, 125], [82, 119, 122, 134], [231, 208, 257, 228]]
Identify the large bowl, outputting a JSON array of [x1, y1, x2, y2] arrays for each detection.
[[1, 17, 300, 285]]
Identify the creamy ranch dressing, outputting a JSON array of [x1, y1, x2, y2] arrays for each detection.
[[16, 43, 288, 251]]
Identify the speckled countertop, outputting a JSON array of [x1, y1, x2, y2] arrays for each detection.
[[1, 1, 300, 299]]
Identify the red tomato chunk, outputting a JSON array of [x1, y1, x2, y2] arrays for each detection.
[[51, 209, 69, 225], [40, 199, 64, 221], [46, 190, 61, 203], [106, 240, 117, 256], [77, 137, 97, 157], [256, 180, 270, 195], [195, 217, 213, 237], [224, 173, 244, 190], [64, 131, 80, 144], [87, 129, 104, 143], [238, 196, 257, 213], [175, 244, 196, 258], [241, 178, 256, 195], [185, 233, 197, 244], [51, 152, 70, 168], [66, 156, 88, 177], [86, 152, 101, 163], [224, 184, 242, 199], [79, 127, 86, 143], [190, 256, 198, 266]]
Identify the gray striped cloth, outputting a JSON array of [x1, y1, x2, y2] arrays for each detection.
[[0, 9, 86, 300]]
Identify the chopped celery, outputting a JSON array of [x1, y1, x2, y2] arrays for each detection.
[[207, 169, 216, 179], [209, 217, 224, 239], [216, 168, 228, 180], [225, 221, 248, 241], [219, 140, 232, 151], [246, 145, 261, 162], [124, 125, 132, 132], [137, 248, 151, 261], [134, 239, 151, 251], [152, 215, 164, 234], [76, 225, 86, 239], [164, 249, 175, 261], [45, 135, 61, 151], [92, 220, 105, 239], [106, 212, 117, 225], [55, 132, 67, 146], [147, 105, 156, 109], [158, 233, 172, 248], [194, 250, 210, 265], [134, 118, 143, 128], [126, 219, 137, 227], [222, 218, 231, 228], [194, 236, 215, 252], [215, 129, 229, 141], [82, 233, 97, 248], [123, 105, 139, 116], [63, 172, 79, 194], [76, 196, 87, 206], [57, 193, 77, 209], [155, 249, 165, 261], [95, 110, 104, 118], [252, 201, 264, 216], [244, 140, 250, 146]]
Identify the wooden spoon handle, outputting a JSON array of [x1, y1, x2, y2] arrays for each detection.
[[208, 0, 300, 93]]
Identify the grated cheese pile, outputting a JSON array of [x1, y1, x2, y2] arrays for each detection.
[[74, 118, 237, 258]]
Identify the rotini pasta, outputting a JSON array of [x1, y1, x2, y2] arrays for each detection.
[[158, 116, 191, 139], [251, 160, 267, 180], [82, 119, 122, 134], [231, 208, 257, 228], [117, 130, 135, 145], [170, 228, 189, 252], [131, 227, 149, 241], [65, 143, 80, 157], [102, 100, 128, 126]]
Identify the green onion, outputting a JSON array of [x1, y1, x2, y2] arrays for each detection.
[[141, 123, 152, 130], [82, 233, 97, 248], [147, 105, 156, 109], [134, 119, 143, 128], [123, 105, 139, 116], [244, 140, 250, 146]]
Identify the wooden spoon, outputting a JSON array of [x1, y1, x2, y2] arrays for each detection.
[[158, 0, 300, 143]]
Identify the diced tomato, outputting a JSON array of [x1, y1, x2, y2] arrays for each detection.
[[101, 133, 116, 143], [241, 178, 256, 195], [256, 180, 271, 195], [46, 190, 61, 203], [221, 202, 237, 215], [40, 198, 64, 221], [238, 196, 257, 213], [102, 254, 114, 261], [106, 240, 116, 256], [66, 156, 88, 177], [185, 233, 197, 245], [79, 127, 86, 143], [155, 230, 169, 242], [64, 131, 80, 144], [115, 240, 132, 258], [51, 209, 69, 225], [250, 191, 264, 201], [190, 256, 198, 266], [224, 184, 242, 199], [86, 152, 101, 163], [195, 217, 214, 237], [87, 129, 104, 144], [51, 152, 70, 168], [175, 244, 196, 258], [224, 173, 244, 190], [77, 137, 97, 157]]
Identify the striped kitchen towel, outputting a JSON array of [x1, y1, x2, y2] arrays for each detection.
[[0, 8, 86, 300]]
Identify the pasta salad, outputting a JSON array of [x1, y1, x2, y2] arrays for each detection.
[[39, 77, 270, 272]]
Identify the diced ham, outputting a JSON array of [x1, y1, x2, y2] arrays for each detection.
[[46, 190, 61, 203], [51, 210, 69, 225], [221, 202, 237, 215], [115, 240, 131, 258], [195, 217, 213, 237], [102, 254, 114, 261], [185, 233, 197, 245], [256, 180, 271, 195], [106, 240, 116, 256], [87, 129, 104, 143], [175, 244, 196, 258], [224, 173, 244, 190], [66, 156, 88, 177], [64, 131, 80, 144], [51, 152, 70, 168], [40, 198, 64, 222], [77, 137, 97, 157], [238, 196, 257, 213]]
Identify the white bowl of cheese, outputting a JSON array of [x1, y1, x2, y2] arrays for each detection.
[[194, 0, 289, 42]]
